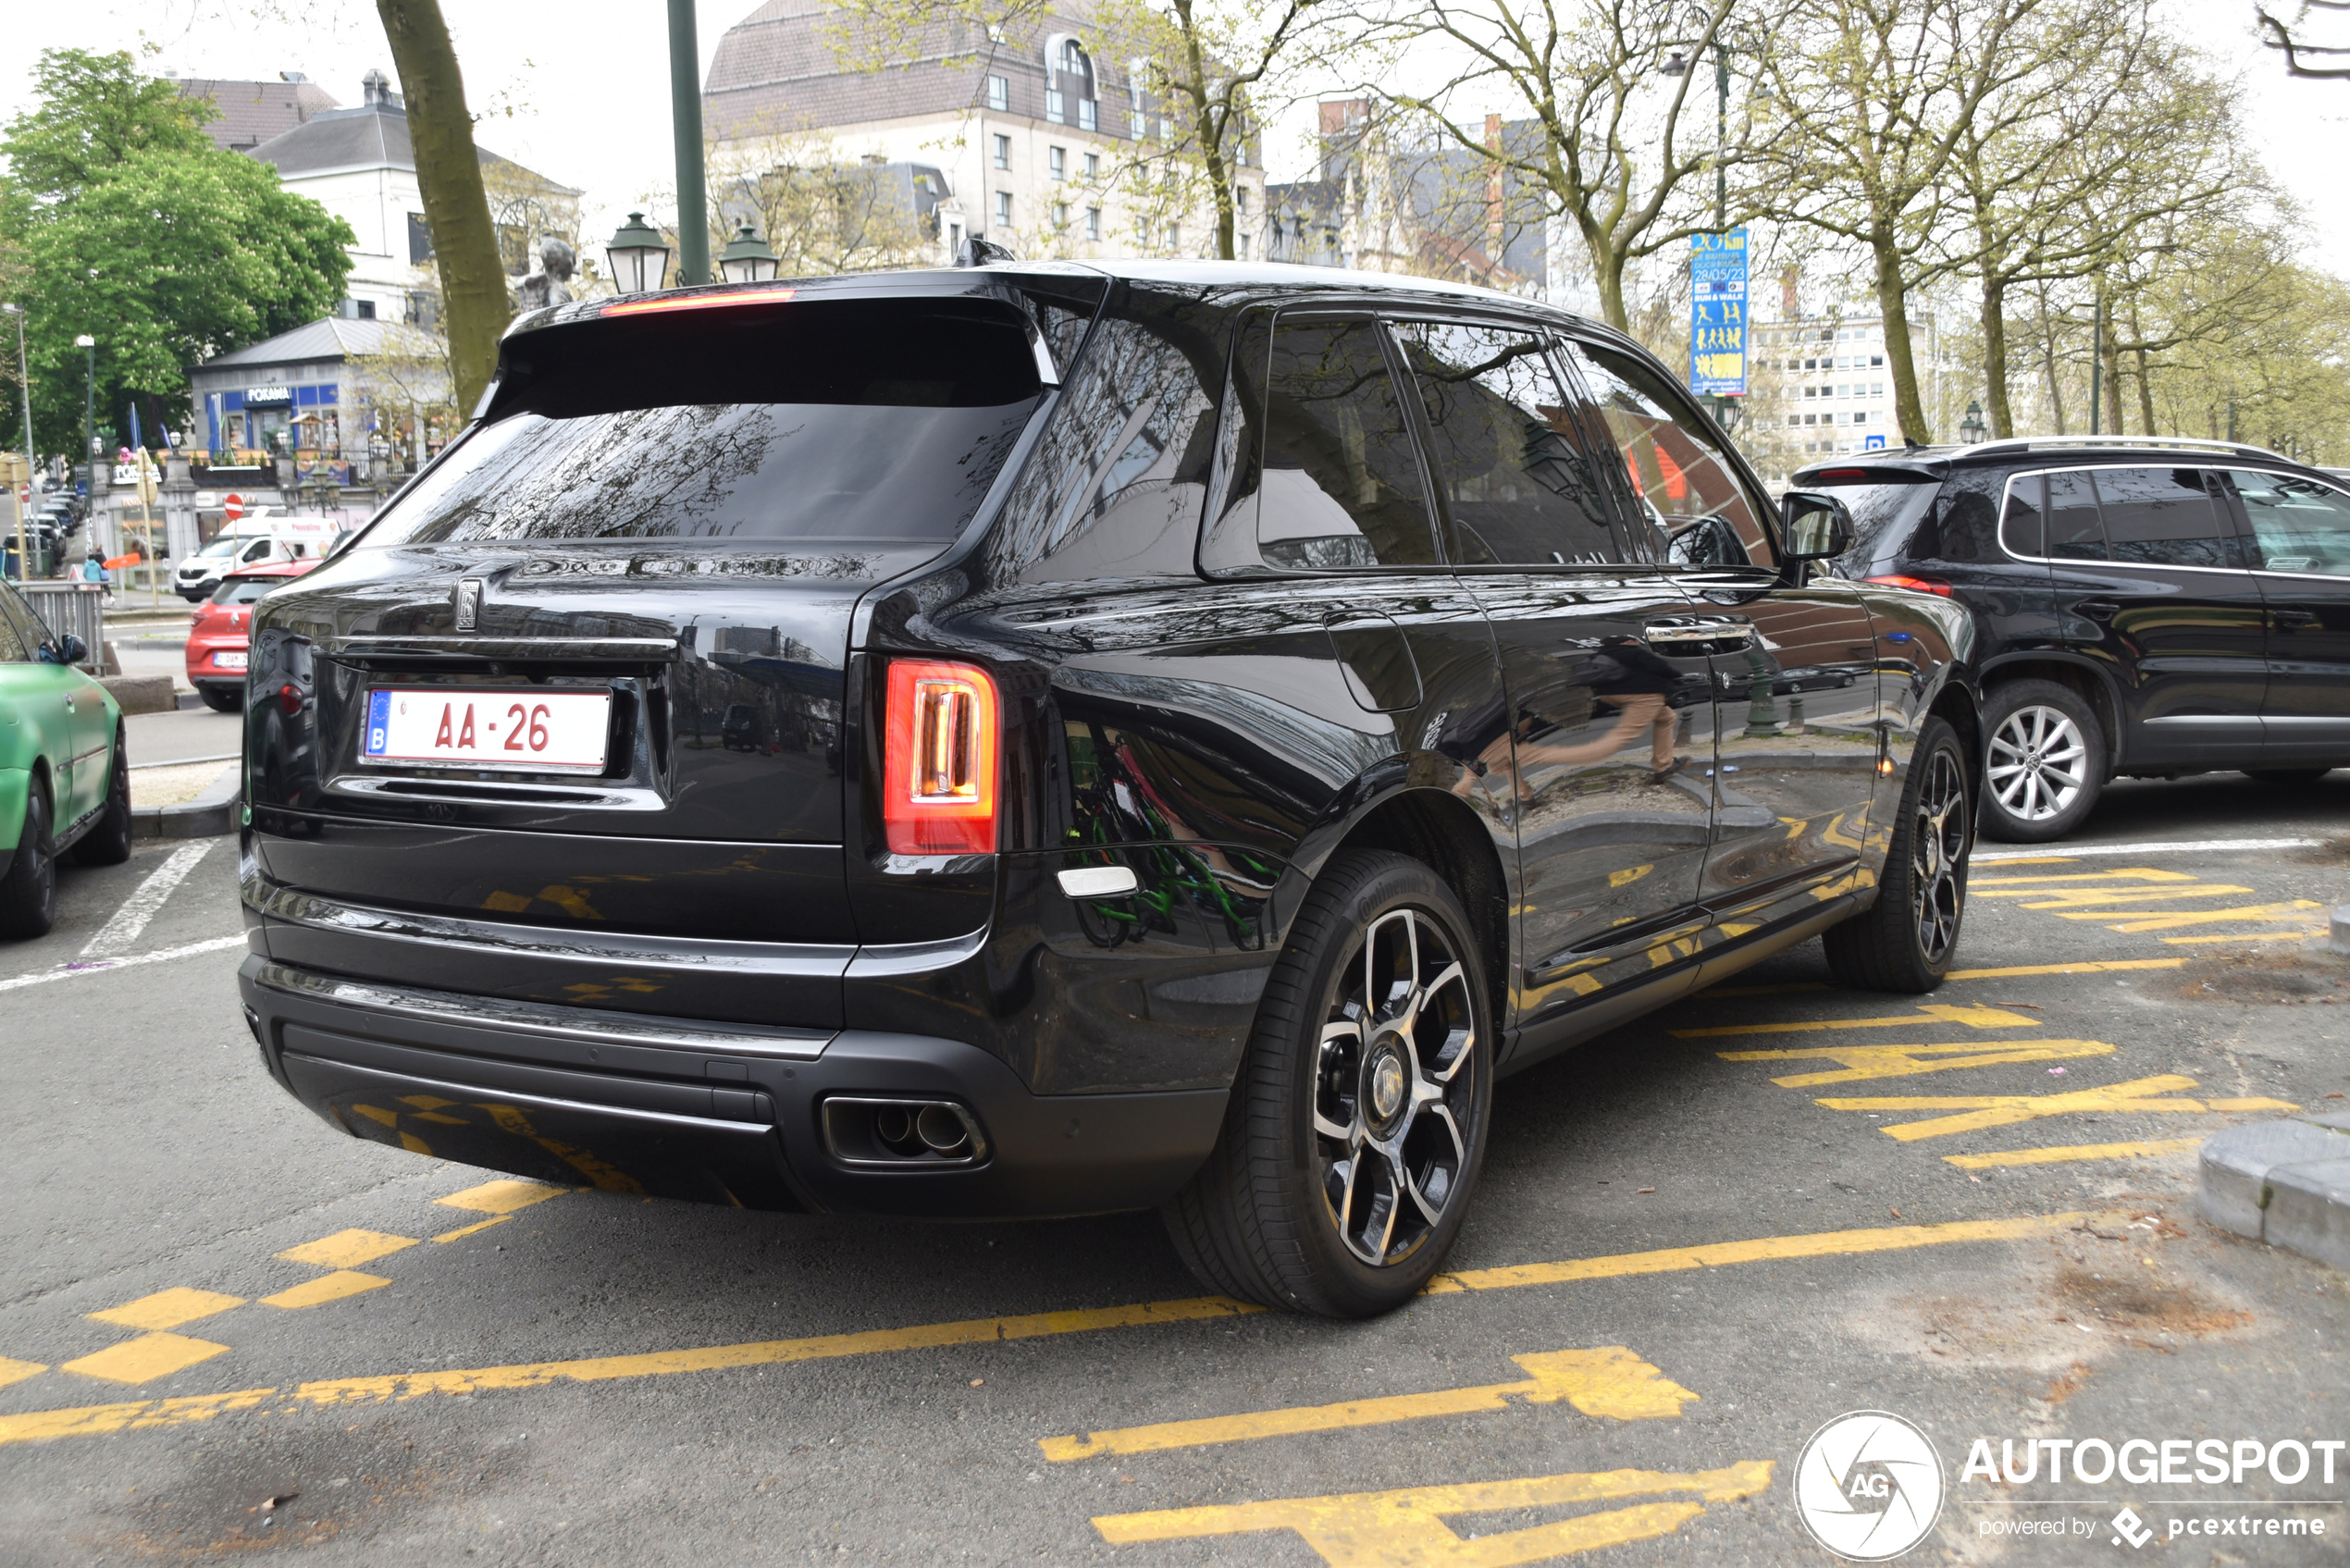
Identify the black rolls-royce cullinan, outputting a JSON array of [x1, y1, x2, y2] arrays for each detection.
[[235, 260, 1977, 1316]]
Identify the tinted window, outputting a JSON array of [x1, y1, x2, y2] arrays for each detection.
[[986, 299, 1218, 584], [361, 301, 1042, 549], [2046, 470, 2106, 561], [1999, 474, 2045, 558], [1807, 475, 1939, 576], [2228, 468, 2350, 576], [2095, 467, 2236, 568], [212, 575, 281, 605], [1393, 322, 1620, 566], [1565, 340, 1772, 568], [1254, 318, 1436, 570]]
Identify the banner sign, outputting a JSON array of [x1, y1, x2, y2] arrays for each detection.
[[1688, 228, 1749, 398]]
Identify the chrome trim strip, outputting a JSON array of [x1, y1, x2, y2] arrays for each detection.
[[2143, 714, 2263, 727], [324, 636, 680, 661], [251, 957, 835, 1058], [846, 928, 991, 977]]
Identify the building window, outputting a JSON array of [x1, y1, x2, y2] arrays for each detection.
[[1049, 145, 1066, 180], [1129, 110, 1145, 140], [1236, 232, 1249, 259], [1046, 89, 1066, 124], [995, 191, 1012, 228], [1078, 98, 1097, 131], [1085, 206, 1101, 241], [1084, 150, 1099, 179], [1165, 220, 1180, 251], [406, 212, 433, 264], [1053, 202, 1069, 229], [987, 75, 1008, 112], [948, 221, 963, 254], [355, 300, 376, 320], [993, 134, 1010, 170]]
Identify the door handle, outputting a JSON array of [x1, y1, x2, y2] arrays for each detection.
[[2273, 608, 2319, 630], [1643, 618, 1752, 648], [2072, 600, 2120, 622]]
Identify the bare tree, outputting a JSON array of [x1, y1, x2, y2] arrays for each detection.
[[700, 116, 937, 276], [2258, 1, 2350, 79]]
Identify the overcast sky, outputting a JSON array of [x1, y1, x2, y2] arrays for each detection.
[[1, 0, 2344, 266]]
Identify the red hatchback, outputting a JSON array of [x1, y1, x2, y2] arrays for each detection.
[[187, 561, 317, 712]]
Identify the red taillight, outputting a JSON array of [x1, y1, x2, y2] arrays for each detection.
[[600, 287, 797, 318], [278, 683, 303, 716], [1865, 574, 1952, 597], [883, 660, 999, 855]]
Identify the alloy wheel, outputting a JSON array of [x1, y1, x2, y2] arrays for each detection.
[[1985, 705, 2085, 822], [1910, 747, 1969, 965], [1313, 907, 1478, 1267]]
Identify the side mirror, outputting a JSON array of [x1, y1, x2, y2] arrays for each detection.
[[1780, 491, 1855, 561], [56, 633, 89, 665]]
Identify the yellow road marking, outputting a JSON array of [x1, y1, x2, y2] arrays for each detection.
[[1040, 1347, 1695, 1463], [261, 1271, 391, 1310], [1818, 1075, 2300, 1141], [2001, 885, 2254, 909], [277, 1229, 418, 1269], [0, 1357, 47, 1391], [87, 1288, 244, 1332], [1973, 868, 2197, 886], [432, 1216, 511, 1244], [1719, 1038, 2114, 1088], [1091, 1461, 1775, 1565], [1945, 1139, 2205, 1169], [1609, 864, 1653, 887], [1977, 856, 2077, 864], [436, 1179, 569, 1216], [2046, 900, 2323, 932], [1943, 959, 2182, 980], [1670, 1002, 2038, 1039], [0, 1214, 2101, 1448], [1422, 1211, 2095, 1293], [59, 1333, 230, 1385], [2162, 931, 2321, 945], [1690, 981, 1830, 998]]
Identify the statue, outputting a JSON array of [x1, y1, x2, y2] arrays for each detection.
[[513, 237, 578, 315]]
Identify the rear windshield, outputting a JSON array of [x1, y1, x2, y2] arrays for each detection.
[[213, 574, 284, 605], [357, 299, 1044, 549], [1805, 472, 1940, 577]]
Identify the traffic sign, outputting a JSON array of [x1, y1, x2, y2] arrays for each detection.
[[1864, 435, 1886, 451], [224, 493, 243, 522]]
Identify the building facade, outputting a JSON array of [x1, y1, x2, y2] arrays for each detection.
[[702, 0, 1266, 264], [174, 71, 340, 154], [187, 317, 451, 476]]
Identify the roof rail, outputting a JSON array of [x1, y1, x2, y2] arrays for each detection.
[[1960, 434, 2293, 463]]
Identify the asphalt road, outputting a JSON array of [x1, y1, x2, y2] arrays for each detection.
[[3, 772, 2347, 1566]]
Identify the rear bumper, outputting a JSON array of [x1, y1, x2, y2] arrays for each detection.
[[240, 957, 1227, 1218]]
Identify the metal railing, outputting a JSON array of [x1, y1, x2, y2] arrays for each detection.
[[18, 582, 105, 672]]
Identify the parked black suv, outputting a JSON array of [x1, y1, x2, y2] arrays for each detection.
[[237, 262, 1977, 1315], [1801, 437, 2350, 841]]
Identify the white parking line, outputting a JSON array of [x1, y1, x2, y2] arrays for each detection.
[[0, 934, 245, 994], [1975, 837, 2321, 863], [80, 840, 216, 958]]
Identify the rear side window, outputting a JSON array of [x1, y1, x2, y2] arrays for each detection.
[[2000, 475, 2045, 558], [2046, 470, 2106, 561], [358, 300, 1043, 549], [1243, 317, 1438, 571], [1393, 321, 1621, 566], [2229, 468, 2350, 575], [2096, 466, 2239, 569], [0, 587, 33, 662], [1806, 471, 1940, 576]]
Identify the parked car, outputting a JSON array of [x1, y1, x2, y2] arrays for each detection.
[[174, 513, 339, 601], [187, 561, 319, 711], [0, 580, 130, 936], [236, 262, 1978, 1316], [1802, 435, 2350, 841]]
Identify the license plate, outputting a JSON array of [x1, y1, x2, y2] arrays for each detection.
[[212, 651, 248, 670], [361, 687, 611, 773]]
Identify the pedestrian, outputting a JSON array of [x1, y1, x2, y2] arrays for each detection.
[[76, 549, 111, 602]]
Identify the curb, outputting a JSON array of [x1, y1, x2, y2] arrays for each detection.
[[2197, 1112, 2350, 1271], [130, 764, 241, 841], [99, 673, 176, 716]]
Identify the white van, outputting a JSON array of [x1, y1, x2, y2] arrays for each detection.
[[174, 513, 342, 601]]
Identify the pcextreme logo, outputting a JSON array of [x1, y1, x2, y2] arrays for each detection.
[[1794, 1411, 1948, 1561]]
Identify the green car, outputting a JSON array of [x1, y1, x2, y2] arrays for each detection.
[[0, 580, 131, 936]]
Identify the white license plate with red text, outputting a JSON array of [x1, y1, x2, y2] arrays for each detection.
[[212, 651, 248, 670], [361, 688, 611, 772]]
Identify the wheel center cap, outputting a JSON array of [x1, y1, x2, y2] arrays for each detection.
[[1367, 1048, 1407, 1123]]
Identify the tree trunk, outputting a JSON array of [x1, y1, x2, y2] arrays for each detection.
[[1979, 274, 2014, 439], [1872, 237, 1928, 445], [2100, 315, 2122, 436], [2042, 319, 2067, 435], [2134, 343, 2157, 437], [377, 0, 506, 418]]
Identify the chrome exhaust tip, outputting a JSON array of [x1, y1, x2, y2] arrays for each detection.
[[821, 1096, 989, 1167]]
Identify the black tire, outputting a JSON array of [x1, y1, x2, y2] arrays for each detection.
[[1978, 679, 2104, 842], [0, 779, 58, 940], [1162, 850, 1494, 1318], [2244, 769, 2331, 785], [1825, 717, 1971, 994], [197, 685, 241, 713], [74, 728, 132, 866]]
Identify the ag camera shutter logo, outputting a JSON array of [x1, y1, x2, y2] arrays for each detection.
[[1795, 1411, 1947, 1560]]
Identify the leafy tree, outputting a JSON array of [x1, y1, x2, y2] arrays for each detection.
[[0, 50, 354, 458]]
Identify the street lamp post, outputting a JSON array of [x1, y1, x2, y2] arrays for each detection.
[[2, 304, 31, 580], [1664, 36, 1738, 427], [76, 334, 95, 483], [669, 0, 710, 287], [717, 223, 781, 285], [605, 213, 673, 295], [1960, 400, 1986, 445]]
